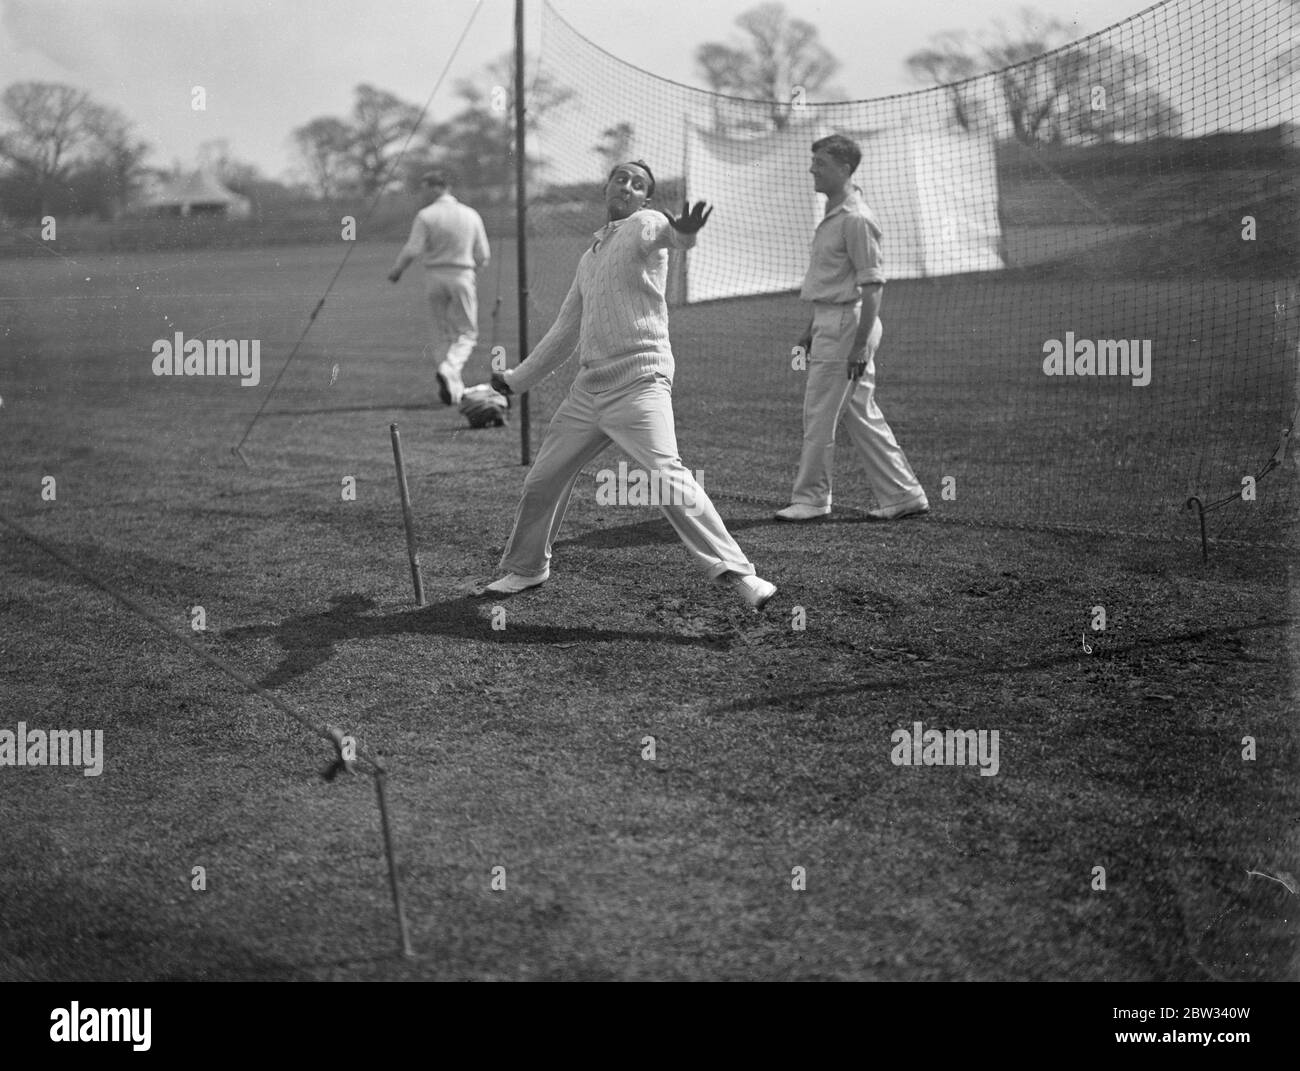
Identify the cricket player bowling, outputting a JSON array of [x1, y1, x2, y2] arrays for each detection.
[[484, 161, 777, 610]]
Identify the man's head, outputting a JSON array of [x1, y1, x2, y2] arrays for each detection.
[[809, 135, 861, 195], [421, 169, 451, 197], [604, 160, 655, 221]]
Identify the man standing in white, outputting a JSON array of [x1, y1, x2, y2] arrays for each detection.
[[483, 161, 776, 609], [388, 170, 490, 406], [776, 135, 928, 523]]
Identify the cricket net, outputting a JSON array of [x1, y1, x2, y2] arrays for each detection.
[[521, 0, 1298, 547]]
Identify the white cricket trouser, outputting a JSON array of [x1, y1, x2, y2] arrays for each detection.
[[500, 373, 756, 580], [423, 267, 478, 375], [789, 301, 924, 510]]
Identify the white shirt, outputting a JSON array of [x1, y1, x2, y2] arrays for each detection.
[[504, 209, 696, 395], [800, 190, 886, 304], [393, 193, 490, 272]]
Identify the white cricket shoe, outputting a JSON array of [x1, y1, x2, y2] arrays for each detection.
[[719, 571, 777, 611], [774, 503, 830, 522], [866, 494, 929, 521], [483, 568, 549, 595]]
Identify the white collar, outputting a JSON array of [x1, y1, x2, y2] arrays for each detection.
[[823, 185, 864, 218], [592, 215, 631, 240]]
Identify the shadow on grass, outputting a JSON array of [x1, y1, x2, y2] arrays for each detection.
[[554, 517, 679, 550], [1, 878, 317, 982], [715, 617, 1289, 712], [224, 591, 731, 688], [724, 512, 901, 530], [551, 510, 901, 553]]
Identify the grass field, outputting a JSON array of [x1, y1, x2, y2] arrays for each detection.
[[0, 240, 1296, 981]]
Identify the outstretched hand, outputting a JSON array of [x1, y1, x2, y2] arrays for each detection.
[[667, 200, 713, 234]]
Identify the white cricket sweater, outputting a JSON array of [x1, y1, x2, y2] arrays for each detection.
[[392, 193, 490, 273], [503, 209, 696, 395]]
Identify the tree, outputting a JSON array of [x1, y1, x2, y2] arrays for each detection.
[[1053, 44, 1181, 144], [905, 7, 1181, 145], [349, 84, 423, 195], [905, 31, 987, 132], [0, 82, 150, 219], [81, 102, 150, 217], [976, 9, 1079, 144], [291, 84, 424, 200], [424, 52, 574, 204], [197, 138, 262, 196], [1269, 0, 1300, 83], [593, 122, 635, 177], [291, 116, 356, 199], [0, 82, 92, 216], [695, 3, 841, 134]]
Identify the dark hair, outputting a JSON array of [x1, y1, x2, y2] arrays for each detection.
[[606, 159, 656, 198], [811, 135, 861, 173], [422, 169, 452, 187]]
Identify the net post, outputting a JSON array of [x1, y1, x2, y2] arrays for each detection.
[[389, 423, 426, 605], [372, 766, 415, 959], [515, 0, 531, 466], [1185, 496, 1208, 563]]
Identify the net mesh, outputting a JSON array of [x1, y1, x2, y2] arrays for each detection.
[[519, 0, 1298, 545]]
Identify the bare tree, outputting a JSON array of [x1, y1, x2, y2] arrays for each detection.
[[695, 3, 841, 134], [0, 81, 92, 216], [979, 9, 1080, 144], [1054, 44, 1181, 144], [424, 52, 574, 203], [82, 102, 150, 217], [593, 122, 635, 176], [905, 31, 988, 132], [905, 7, 1181, 145], [291, 116, 356, 198], [349, 84, 423, 195], [292, 85, 424, 198]]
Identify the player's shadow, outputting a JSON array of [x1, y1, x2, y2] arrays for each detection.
[[553, 517, 680, 550], [723, 511, 891, 531], [553, 509, 888, 552], [714, 618, 1285, 714], [10, 875, 318, 982], [222, 590, 727, 689]]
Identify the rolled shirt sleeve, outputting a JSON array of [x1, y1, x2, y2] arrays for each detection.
[[845, 213, 886, 288], [800, 197, 888, 303]]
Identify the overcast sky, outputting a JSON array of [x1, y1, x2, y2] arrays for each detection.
[[0, 0, 1240, 181]]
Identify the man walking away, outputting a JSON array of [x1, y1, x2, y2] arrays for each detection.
[[388, 169, 490, 407]]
